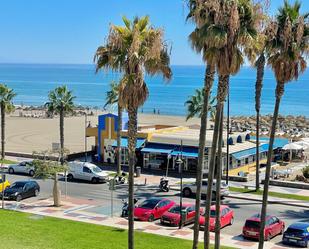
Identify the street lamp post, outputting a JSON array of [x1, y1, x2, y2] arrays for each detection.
[[176, 140, 184, 229], [85, 113, 88, 162], [226, 86, 230, 185]]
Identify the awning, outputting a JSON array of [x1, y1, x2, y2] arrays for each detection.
[[231, 144, 269, 160], [112, 138, 145, 149], [170, 147, 199, 158], [141, 143, 175, 154]]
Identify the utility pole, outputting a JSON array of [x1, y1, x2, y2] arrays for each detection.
[[226, 86, 230, 185], [85, 113, 88, 162]]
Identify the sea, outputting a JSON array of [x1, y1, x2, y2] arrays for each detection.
[[0, 63, 308, 117]]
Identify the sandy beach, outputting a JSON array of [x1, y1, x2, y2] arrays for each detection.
[[5, 113, 201, 154]]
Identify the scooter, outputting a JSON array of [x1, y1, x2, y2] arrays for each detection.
[[121, 198, 138, 217], [114, 172, 127, 185], [159, 177, 170, 192]]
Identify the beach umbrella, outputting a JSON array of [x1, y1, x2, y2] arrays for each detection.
[[295, 141, 309, 150], [282, 143, 303, 150]]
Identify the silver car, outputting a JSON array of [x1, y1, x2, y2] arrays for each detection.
[[8, 161, 35, 176]]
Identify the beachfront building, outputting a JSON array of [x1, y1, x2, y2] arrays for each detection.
[[86, 113, 287, 176]]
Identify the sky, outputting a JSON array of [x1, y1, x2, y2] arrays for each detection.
[[0, 0, 308, 65]]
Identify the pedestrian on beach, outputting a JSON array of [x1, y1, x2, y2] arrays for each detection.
[[153, 108, 156, 114], [158, 109, 160, 115]]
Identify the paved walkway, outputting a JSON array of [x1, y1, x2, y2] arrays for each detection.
[[2, 196, 290, 249]]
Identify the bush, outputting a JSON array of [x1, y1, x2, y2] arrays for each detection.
[[302, 166, 309, 179]]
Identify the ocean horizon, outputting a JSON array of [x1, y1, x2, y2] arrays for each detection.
[[0, 63, 308, 117]]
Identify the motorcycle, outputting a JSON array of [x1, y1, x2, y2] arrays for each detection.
[[121, 198, 138, 217], [159, 177, 169, 192], [114, 172, 127, 185]]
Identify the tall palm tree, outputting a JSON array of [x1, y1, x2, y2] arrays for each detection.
[[104, 81, 122, 175], [191, 1, 262, 248], [94, 16, 172, 249], [186, 2, 217, 247], [45, 86, 75, 164], [0, 84, 16, 160], [185, 88, 216, 121], [258, 1, 308, 247]]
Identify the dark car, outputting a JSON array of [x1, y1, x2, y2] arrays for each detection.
[[283, 222, 309, 248], [1, 181, 40, 202]]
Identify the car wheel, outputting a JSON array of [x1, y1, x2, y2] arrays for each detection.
[[183, 188, 192, 197], [148, 214, 155, 222], [67, 174, 74, 181], [91, 177, 98, 184], [8, 168, 14, 174], [29, 170, 35, 177], [16, 195, 22, 202], [230, 217, 234, 225], [34, 189, 39, 197]]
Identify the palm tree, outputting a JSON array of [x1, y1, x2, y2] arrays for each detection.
[[94, 16, 172, 249], [186, 2, 217, 247], [45, 86, 75, 164], [185, 88, 216, 121], [0, 84, 16, 160], [258, 1, 308, 247], [190, 1, 262, 248], [104, 81, 122, 175]]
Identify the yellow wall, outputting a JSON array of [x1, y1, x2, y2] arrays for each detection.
[[229, 158, 267, 176]]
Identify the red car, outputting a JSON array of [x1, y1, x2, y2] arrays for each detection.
[[242, 214, 285, 241], [134, 197, 175, 222], [199, 205, 234, 231], [161, 203, 201, 227]]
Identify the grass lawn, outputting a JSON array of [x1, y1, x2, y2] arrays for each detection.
[[0, 210, 235, 249], [230, 186, 309, 202], [0, 158, 17, 165]]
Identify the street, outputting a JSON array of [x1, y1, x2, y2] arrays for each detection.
[[4, 173, 309, 246]]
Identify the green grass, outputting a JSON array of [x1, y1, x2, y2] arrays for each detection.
[[0, 158, 17, 165], [230, 186, 309, 202], [0, 210, 236, 249]]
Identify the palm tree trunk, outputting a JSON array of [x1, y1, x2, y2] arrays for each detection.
[[214, 109, 224, 249], [60, 107, 64, 165], [53, 172, 61, 207], [255, 53, 265, 191], [1, 102, 5, 160], [258, 81, 284, 249], [192, 64, 215, 249], [117, 105, 123, 175], [127, 105, 137, 249], [204, 75, 229, 249]]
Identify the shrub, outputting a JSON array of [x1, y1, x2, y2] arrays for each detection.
[[302, 166, 309, 179]]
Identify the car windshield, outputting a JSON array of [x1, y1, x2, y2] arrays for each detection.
[[169, 206, 187, 214], [11, 182, 26, 188], [245, 220, 260, 228], [91, 166, 102, 173], [286, 228, 305, 235], [138, 199, 160, 209]]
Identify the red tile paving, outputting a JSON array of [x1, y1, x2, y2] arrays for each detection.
[[40, 208, 59, 214], [116, 220, 128, 225], [89, 216, 108, 221], [63, 196, 99, 205], [270, 246, 287, 249], [64, 212, 81, 217], [235, 241, 256, 247], [171, 230, 191, 236], [144, 225, 160, 231]]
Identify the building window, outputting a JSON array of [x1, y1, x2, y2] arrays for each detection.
[[237, 160, 241, 167], [245, 158, 249, 164]]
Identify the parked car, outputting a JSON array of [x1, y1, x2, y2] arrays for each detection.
[[199, 205, 234, 231], [8, 161, 35, 176], [242, 214, 285, 241], [161, 203, 200, 227], [134, 197, 175, 222], [67, 161, 109, 183], [0, 177, 10, 192], [1, 181, 40, 202], [182, 179, 229, 198], [282, 222, 309, 248]]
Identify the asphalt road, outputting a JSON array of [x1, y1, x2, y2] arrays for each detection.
[[4, 173, 309, 245]]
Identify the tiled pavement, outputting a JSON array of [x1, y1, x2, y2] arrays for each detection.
[[2, 196, 291, 249]]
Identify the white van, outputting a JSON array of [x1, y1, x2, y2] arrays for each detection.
[[67, 161, 109, 183]]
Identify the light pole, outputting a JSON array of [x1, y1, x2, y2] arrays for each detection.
[[85, 113, 88, 162], [176, 140, 183, 229]]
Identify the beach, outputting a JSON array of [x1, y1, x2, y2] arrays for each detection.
[[5, 113, 201, 154]]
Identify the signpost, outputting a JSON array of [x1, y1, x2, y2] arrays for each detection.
[[1, 173, 5, 209], [109, 178, 115, 217]]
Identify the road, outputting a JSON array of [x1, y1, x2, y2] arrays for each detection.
[[4, 173, 309, 245]]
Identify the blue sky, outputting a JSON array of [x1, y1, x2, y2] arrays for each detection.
[[0, 0, 308, 65]]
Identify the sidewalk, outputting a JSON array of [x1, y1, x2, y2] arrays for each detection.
[[2, 196, 287, 249]]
